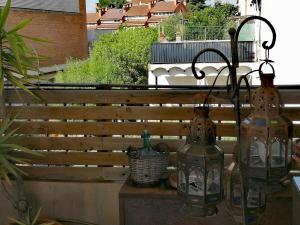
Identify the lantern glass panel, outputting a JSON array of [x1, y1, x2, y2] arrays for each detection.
[[206, 163, 221, 195], [271, 139, 285, 167], [178, 169, 186, 192], [188, 169, 204, 196], [250, 138, 266, 168], [232, 183, 242, 206]]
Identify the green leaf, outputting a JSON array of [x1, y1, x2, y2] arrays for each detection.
[[8, 217, 25, 225], [0, 0, 11, 30], [7, 19, 32, 34], [19, 34, 49, 43]]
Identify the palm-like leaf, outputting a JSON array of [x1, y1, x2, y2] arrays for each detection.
[[0, 116, 43, 184], [9, 208, 55, 225], [0, 0, 47, 97]]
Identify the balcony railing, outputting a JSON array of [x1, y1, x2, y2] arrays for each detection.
[[2, 84, 300, 182], [151, 41, 255, 64]]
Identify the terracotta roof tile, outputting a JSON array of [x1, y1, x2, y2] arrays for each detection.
[[86, 13, 100, 23], [97, 23, 121, 30], [132, 0, 153, 5], [148, 16, 168, 22], [101, 8, 125, 20], [125, 5, 150, 16], [150, 1, 178, 12], [123, 20, 148, 27]]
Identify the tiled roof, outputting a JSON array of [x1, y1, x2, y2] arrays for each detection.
[[125, 5, 150, 16], [101, 8, 125, 20], [86, 13, 100, 23], [123, 20, 148, 27], [132, 0, 153, 5], [147, 16, 168, 22], [150, 1, 178, 12], [97, 23, 121, 30]]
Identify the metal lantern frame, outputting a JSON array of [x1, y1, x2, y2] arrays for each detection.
[[177, 106, 224, 217], [240, 65, 293, 193], [189, 16, 292, 225]]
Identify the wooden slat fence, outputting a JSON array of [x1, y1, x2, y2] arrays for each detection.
[[2, 87, 300, 182]]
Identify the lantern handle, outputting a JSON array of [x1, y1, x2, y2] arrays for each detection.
[[258, 60, 275, 76]]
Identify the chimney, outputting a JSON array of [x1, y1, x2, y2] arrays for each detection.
[[99, 7, 107, 17], [95, 3, 101, 12], [123, 3, 132, 12], [174, 0, 177, 6], [148, 2, 152, 10]]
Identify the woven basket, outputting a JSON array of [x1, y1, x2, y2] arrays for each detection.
[[127, 143, 169, 187]]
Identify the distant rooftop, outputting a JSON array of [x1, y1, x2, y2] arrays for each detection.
[[150, 1, 178, 12], [101, 8, 124, 20], [125, 5, 150, 16], [86, 13, 100, 23]]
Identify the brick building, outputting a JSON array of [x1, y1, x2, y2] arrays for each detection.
[[5, 0, 88, 66]]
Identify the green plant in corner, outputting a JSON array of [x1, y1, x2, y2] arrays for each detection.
[[0, 116, 41, 184], [0, 0, 46, 100], [9, 208, 56, 225]]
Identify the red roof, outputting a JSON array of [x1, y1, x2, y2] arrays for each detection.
[[123, 20, 148, 27], [86, 13, 100, 23], [125, 5, 150, 16], [147, 16, 168, 23], [150, 1, 178, 12], [132, 0, 153, 5], [101, 9, 124, 20], [97, 23, 121, 30]]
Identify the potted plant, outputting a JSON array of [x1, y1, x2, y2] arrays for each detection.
[[8, 208, 62, 225], [0, 1, 60, 224]]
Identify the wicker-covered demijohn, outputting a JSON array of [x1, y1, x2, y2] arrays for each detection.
[[127, 130, 169, 187]]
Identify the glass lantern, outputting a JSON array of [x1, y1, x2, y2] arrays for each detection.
[[226, 151, 266, 225], [240, 68, 293, 193], [177, 106, 224, 217]]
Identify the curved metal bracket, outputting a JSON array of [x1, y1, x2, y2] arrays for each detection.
[[233, 15, 276, 67], [191, 48, 232, 80]]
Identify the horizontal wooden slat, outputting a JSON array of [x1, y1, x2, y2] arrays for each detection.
[[10, 121, 189, 136], [15, 152, 129, 165], [13, 137, 236, 154], [10, 121, 300, 137], [19, 154, 234, 181], [21, 166, 129, 181], [4, 89, 300, 104], [4, 105, 300, 121]]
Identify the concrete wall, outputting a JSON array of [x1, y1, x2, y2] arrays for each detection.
[[6, 0, 88, 66], [0, 181, 124, 225]]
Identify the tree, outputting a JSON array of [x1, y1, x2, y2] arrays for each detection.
[[161, 3, 238, 41], [99, 0, 127, 8], [188, 0, 206, 12], [56, 27, 158, 84]]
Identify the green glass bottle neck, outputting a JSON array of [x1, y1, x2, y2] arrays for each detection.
[[143, 136, 150, 149]]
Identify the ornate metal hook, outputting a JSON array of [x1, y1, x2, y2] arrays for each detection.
[[233, 15, 276, 67], [192, 48, 232, 80]]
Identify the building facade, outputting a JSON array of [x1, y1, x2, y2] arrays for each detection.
[[4, 0, 88, 66]]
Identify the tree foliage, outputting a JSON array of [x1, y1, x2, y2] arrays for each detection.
[[161, 3, 238, 41], [56, 28, 158, 84], [99, 0, 127, 9]]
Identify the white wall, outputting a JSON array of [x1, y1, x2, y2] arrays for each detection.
[[260, 1, 300, 85], [239, 0, 300, 85]]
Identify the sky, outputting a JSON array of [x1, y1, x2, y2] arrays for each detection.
[[86, 0, 98, 13], [85, 0, 237, 12]]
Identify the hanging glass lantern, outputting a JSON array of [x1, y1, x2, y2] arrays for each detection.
[[177, 106, 224, 217], [225, 146, 266, 225], [240, 63, 293, 193]]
